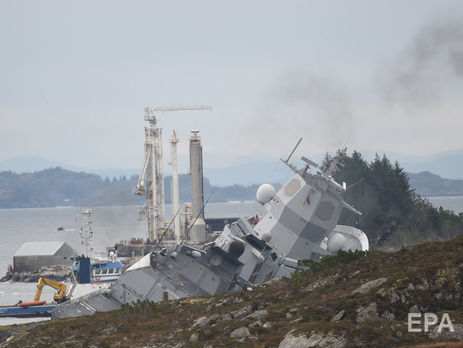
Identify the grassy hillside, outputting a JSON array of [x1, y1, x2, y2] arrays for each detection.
[[2, 236, 463, 347]]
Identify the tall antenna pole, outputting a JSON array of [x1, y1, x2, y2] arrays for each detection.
[[170, 131, 181, 241], [80, 209, 93, 257]]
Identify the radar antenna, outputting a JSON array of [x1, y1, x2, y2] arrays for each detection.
[[281, 137, 302, 173], [323, 148, 346, 177]]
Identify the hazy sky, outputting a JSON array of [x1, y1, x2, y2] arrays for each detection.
[[1, 0, 462, 172]]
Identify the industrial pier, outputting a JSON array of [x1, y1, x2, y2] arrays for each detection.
[[116, 105, 227, 256]]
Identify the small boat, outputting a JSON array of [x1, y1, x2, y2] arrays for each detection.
[[62, 209, 124, 300], [70, 255, 123, 284], [0, 277, 66, 317], [67, 255, 124, 300], [0, 303, 56, 318]]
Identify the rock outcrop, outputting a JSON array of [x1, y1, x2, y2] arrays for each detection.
[[279, 332, 346, 348], [0, 264, 71, 282]]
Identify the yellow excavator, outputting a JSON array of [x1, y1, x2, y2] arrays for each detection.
[[34, 277, 68, 304]]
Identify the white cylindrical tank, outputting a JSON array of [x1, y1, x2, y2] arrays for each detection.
[[189, 130, 206, 241], [256, 184, 276, 204]]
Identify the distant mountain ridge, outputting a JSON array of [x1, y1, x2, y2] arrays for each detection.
[[1, 148, 462, 186], [0, 156, 139, 181], [408, 171, 463, 197], [0, 155, 461, 207], [397, 148, 463, 180], [0, 167, 274, 209]]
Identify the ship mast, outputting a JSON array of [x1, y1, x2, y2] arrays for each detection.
[[79, 209, 94, 257]]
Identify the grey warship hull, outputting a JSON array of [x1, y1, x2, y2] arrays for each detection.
[[52, 224, 281, 319], [52, 149, 369, 319]]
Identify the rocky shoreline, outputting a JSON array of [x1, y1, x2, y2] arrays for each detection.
[[0, 257, 137, 283], [0, 264, 71, 283]]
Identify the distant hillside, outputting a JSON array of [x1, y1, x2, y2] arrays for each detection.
[[0, 156, 69, 173], [0, 168, 269, 209], [0, 156, 139, 181], [408, 171, 463, 197], [397, 147, 463, 180], [3, 150, 463, 186], [0, 168, 141, 208]]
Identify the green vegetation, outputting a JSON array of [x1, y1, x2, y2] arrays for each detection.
[[293, 249, 370, 278], [323, 150, 463, 248]]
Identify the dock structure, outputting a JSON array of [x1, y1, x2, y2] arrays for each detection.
[[135, 105, 211, 243], [111, 217, 239, 257], [13, 241, 77, 273]]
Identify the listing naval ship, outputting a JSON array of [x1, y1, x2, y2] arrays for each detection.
[[51, 149, 368, 319]]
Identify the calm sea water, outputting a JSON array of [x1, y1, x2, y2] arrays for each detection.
[[0, 202, 256, 325], [427, 196, 463, 214], [0, 197, 460, 326], [0, 203, 257, 278]]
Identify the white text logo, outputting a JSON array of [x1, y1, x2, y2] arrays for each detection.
[[408, 312, 454, 333]]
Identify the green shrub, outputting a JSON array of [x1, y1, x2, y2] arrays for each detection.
[[292, 249, 368, 278]]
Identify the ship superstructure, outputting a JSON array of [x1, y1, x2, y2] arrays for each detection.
[[66, 209, 124, 300], [250, 146, 368, 276]]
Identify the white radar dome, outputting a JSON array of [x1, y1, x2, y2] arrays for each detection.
[[261, 231, 272, 243], [256, 184, 276, 204], [327, 232, 346, 253]]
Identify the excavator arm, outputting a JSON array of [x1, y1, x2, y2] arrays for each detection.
[[34, 277, 67, 303]]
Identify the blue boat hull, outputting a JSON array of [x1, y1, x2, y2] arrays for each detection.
[[0, 305, 56, 318]]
